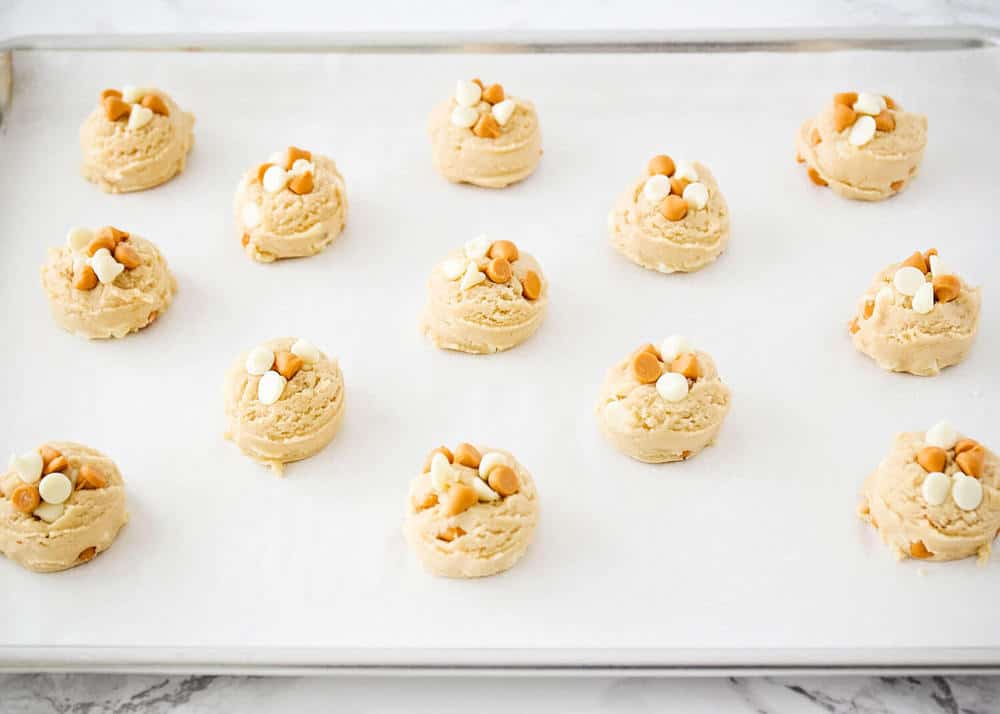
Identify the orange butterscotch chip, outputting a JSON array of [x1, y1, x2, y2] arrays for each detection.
[[471, 78, 484, 90], [114, 243, 142, 270], [288, 172, 314, 195], [86, 233, 118, 257], [647, 154, 676, 177], [488, 240, 519, 263], [103, 96, 131, 121], [834, 92, 858, 106], [916, 446, 947, 473], [100, 88, 122, 101], [482, 83, 505, 104], [669, 177, 690, 196], [890, 180, 904, 192], [76, 464, 107, 490], [832, 103, 856, 132], [444, 482, 478, 516], [883, 95, 896, 110], [809, 127, 821, 146], [437, 526, 466, 542], [900, 251, 927, 273], [274, 351, 304, 380], [485, 257, 512, 284], [11, 484, 40, 514], [521, 270, 542, 300], [453, 443, 482, 469], [39, 445, 62, 466], [954, 439, 979, 455], [659, 195, 687, 221], [848, 317, 860, 334], [669, 353, 702, 380], [256, 163, 274, 182], [923, 247, 938, 261], [423, 446, 454, 473], [412, 479, 438, 511], [932, 274, 961, 303], [241, 233, 250, 247], [634, 343, 661, 360], [473, 113, 501, 139], [74, 265, 99, 291], [874, 110, 895, 132], [284, 146, 312, 170], [488, 465, 520, 497], [631, 350, 662, 385], [43, 455, 68, 476], [807, 168, 828, 187], [863, 299, 875, 320], [140, 94, 169, 116], [956, 445, 985, 478], [910, 541, 932, 559], [77, 546, 97, 563]]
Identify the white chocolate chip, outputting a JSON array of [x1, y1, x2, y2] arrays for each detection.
[[290, 339, 320, 364], [682, 181, 709, 210], [464, 235, 493, 260], [450, 105, 478, 129], [262, 165, 289, 194], [88, 248, 124, 285], [511, 275, 522, 296], [290, 159, 313, 176], [442, 258, 466, 280], [853, 92, 886, 116], [921, 471, 950, 506], [33, 502, 65, 523], [470, 475, 500, 502], [257, 370, 286, 405], [126, 104, 154, 131], [929, 254, 945, 279], [9, 451, 43, 484], [659, 335, 692, 362], [454, 79, 482, 107], [430, 452, 458, 492], [66, 227, 93, 251], [642, 174, 672, 202], [39, 472, 72, 505], [121, 85, 148, 103], [848, 115, 876, 147], [925, 420, 959, 450], [952, 473, 983, 511], [241, 202, 261, 229], [245, 346, 275, 375], [459, 263, 487, 291], [911, 281, 935, 314], [875, 285, 895, 312], [892, 266, 926, 297], [492, 99, 515, 126], [673, 160, 699, 182], [478, 452, 510, 479], [656, 372, 689, 402]]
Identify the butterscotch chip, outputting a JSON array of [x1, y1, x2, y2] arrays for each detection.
[[669, 353, 702, 380], [256, 163, 274, 182], [76, 464, 107, 490], [94, 225, 128, 247], [807, 167, 828, 187], [932, 274, 961, 303], [631, 351, 662, 384], [471, 78, 484, 90], [900, 251, 927, 273], [444, 482, 478, 516], [274, 351, 304, 380], [77, 546, 97, 563], [883, 95, 896, 110], [956, 446, 985, 478], [863, 299, 875, 320], [659, 195, 688, 221], [647, 154, 676, 177], [284, 146, 312, 170], [86, 234, 118, 257], [43, 455, 68, 475], [482, 83, 505, 104], [834, 92, 858, 106], [103, 96, 131, 121], [874, 110, 895, 132], [910, 540, 932, 559], [890, 180, 904, 191], [437, 526, 466, 542], [848, 317, 860, 334], [924, 248, 938, 260], [114, 243, 142, 269], [39, 445, 62, 466], [916, 446, 947, 473], [809, 127, 821, 146], [74, 265, 99, 291], [485, 257, 512, 284], [11, 484, 40, 514], [140, 94, 169, 116], [634, 343, 661, 360], [100, 88, 122, 101], [832, 103, 856, 132], [453, 443, 482, 469], [288, 172, 314, 195], [423, 446, 454, 473], [412, 479, 438, 511], [521, 270, 542, 300], [669, 177, 690, 196], [473, 113, 502, 139], [488, 465, 519, 497], [488, 240, 519, 263], [954, 439, 979, 455]]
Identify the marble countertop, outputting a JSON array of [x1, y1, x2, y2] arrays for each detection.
[[2, 1, 999, 712]]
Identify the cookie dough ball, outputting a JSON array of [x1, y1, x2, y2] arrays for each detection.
[[1, 442, 127, 573], [404, 443, 539, 578], [40, 225, 177, 339], [609, 154, 730, 274], [860, 421, 999, 563], [428, 79, 542, 188], [80, 86, 194, 193], [224, 337, 345, 475], [420, 235, 547, 354], [596, 337, 732, 463], [849, 249, 981, 376], [796, 91, 927, 201], [233, 146, 348, 262]]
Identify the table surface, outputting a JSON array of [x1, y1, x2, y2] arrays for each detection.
[[3, 1, 1000, 713]]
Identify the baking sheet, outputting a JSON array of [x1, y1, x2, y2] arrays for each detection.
[[1, 38, 1000, 672]]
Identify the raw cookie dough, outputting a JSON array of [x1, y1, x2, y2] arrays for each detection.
[[1, 442, 127, 573], [80, 86, 195, 193], [41, 225, 177, 340], [233, 146, 348, 262], [609, 153, 730, 274], [404, 443, 539, 578], [796, 91, 927, 201], [223, 337, 345, 475], [859, 421, 999, 563], [849, 249, 981, 376], [420, 235, 547, 354], [596, 336, 732, 463], [428, 79, 542, 188]]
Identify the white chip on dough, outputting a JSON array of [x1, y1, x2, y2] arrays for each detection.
[[464, 235, 492, 260], [911, 281, 935, 314], [9, 451, 43, 484], [848, 115, 876, 146], [853, 92, 886, 116], [262, 165, 289, 193], [241, 202, 261, 229], [442, 258, 466, 280], [450, 105, 478, 128], [290, 339, 320, 364], [659, 335, 692, 362], [126, 104, 154, 131], [66, 227, 93, 251], [39, 472, 72, 505], [683, 181, 709, 210], [952, 474, 983, 511], [459, 263, 487, 290], [257, 370, 286, 405], [656, 372, 689, 402], [492, 99, 515, 126], [470, 476, 500, 502], [89, 248, 124, 285], [478, 452, 510, 479], [875, 285, 894, 311], [454, 79, 482, 107], [246, 346, 275, 375], [33, 502, 65, 523], [642, 174, 672, 202], [892, 266, 926, 296], [925, 420, 959, 450], [430, 453, 458, 492], [928, 254, 946, 279], [672, 160, 699, 182], [121, 85, 148, 103], [921, 471, 950, 506]]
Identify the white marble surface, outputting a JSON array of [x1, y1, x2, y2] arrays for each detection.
[[2, 1, 1000, 712]]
